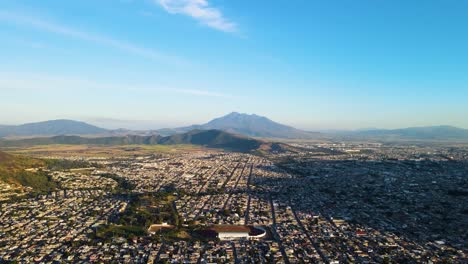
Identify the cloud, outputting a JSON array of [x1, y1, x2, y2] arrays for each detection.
[[0, 10, 186, 65], [0, 72, 235, 98], [155, 0, 237, 33]]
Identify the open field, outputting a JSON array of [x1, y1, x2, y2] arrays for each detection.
[[0, 144, 215, 158]]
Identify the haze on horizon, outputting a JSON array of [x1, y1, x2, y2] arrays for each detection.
[[1, 0, 467, 130]]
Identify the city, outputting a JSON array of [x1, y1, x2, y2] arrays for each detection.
[[1, 141, 466, 263], [1, 0, 468, 263]]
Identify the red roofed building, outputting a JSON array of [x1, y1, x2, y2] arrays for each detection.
[[356, 230, 367, 237]]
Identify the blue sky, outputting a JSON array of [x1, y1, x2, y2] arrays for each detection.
[[1, 0, 467, 130]]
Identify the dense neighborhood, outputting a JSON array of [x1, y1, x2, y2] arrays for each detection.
[[1, 142, 467, 263]]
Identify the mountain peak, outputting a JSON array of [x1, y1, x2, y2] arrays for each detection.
[[219, 112, 270, 121], [225, 112, 256, 117], [169, 112, 317, 139]]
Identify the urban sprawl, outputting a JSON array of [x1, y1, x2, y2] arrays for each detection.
[[1, 142, 467, 263]]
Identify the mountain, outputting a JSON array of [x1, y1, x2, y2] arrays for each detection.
[[0, 129, 267, 152], [350, 125, 468, 140], [160, 112, 318, 139], [0, 120, 108, 138]]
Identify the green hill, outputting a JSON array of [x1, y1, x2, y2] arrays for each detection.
[[0, 130, 266, 152], [0, 135, 162, 147], [159, 129, 262, 152], [0, 151, 56, 193]]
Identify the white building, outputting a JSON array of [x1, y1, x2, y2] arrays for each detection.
[[213, 225, 266, 241]]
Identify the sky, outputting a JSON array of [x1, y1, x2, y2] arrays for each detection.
[[0, 0, 467, 130]]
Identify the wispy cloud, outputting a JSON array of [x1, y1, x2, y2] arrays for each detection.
[[0, 72, 235, 98], [0, 10, 186, 65], [155, 0, 237, 33]]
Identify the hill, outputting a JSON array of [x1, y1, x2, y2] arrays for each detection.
[[0, 134, 163, 147], [0, 119, 108, 138], [351, 125, 468, 141], [0, 130, 269, 153], [0, 150, 12, 163], [159, 112, 318, 139], [0, 151, 56, 193], [159, 129, 263, 152]]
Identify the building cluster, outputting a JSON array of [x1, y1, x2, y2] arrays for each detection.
[[51, 170, 118, 190], [0, 181, 30, 201], [1, 143, 467, 263], [0, 190, 131, 262]]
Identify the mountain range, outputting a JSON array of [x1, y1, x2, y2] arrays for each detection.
[[336, 125, 468, 141], [1, 114, 468, 141], [0, 129, 267, 153]]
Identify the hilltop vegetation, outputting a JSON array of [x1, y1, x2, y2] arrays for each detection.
[[0, 151, 56, 193], [159, 129, 262, 152], [0, 129, 269, 153], [0, 152, 103, 196]]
